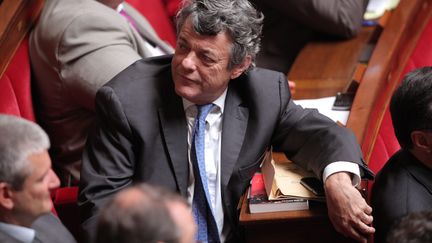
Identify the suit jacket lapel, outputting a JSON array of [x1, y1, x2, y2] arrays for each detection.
[[158, 88, 189, 197], [221, 86, 249, 188]]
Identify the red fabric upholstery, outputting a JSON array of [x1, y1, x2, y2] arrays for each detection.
[[368, 110, 399, 176], [52, 187, 80, 239], [163, 0, 181, 21], [126, 0, 177, 47], [0, 37, 35, 122]]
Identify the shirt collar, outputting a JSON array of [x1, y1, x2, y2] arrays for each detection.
[[0, 221, 35, 243], [116, 3, 124, 12], [182, 88, 227, 113]]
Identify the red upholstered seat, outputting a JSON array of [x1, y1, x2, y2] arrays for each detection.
[[0, 37, 35, 122], [126, 0, 177, 47], [163, 0, 182, 23]]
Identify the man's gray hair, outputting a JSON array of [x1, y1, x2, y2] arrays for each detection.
[[176, 0, 264, 71], [0, 115, 50, 190]]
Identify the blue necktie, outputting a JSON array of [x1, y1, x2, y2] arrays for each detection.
[[192, 104, 220, 243]]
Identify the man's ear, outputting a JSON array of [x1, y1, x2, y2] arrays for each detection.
[[411, 131, 432, 153], [0, 182, 14, 210], [230, 55, 252, 79]]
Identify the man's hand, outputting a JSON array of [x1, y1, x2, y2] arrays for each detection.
[[288, 80, 296, 95], [325, 172, 375, 243]]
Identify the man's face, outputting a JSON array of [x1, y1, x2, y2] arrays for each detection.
[[12, 150, 60, 223], [172, 18, 249, 104]]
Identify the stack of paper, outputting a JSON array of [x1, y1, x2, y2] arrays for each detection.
[[261, 151, 326, 202]]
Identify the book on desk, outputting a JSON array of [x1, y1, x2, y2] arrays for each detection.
[[247, 150, 328, 213], [248, 172, 309, 214]]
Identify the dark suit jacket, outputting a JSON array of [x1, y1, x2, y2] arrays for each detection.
[[372, 149, 432, 243], [79, 55, 373, 242], [251, 0, 369, 73], [0, 213, 76, 243]]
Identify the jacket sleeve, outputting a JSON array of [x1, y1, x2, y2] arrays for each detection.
[[271, 72, 372, 179], [253, 0, 369, 38], [78, 85, 136, 242]]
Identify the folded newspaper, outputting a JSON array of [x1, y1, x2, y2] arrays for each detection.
[[261, 151, 325, 202]]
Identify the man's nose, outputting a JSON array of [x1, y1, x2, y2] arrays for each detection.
[[48, 169, 60, 189], [181, 52, 197, 71]]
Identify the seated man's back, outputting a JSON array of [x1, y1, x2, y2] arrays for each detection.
[[30, 0, 173, 185], [251, 0, 369, 73]]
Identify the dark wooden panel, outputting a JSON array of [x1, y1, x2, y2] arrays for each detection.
[[0, 0, 44, 78]]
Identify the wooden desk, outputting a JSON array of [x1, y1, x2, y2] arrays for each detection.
[[288, 25, 378, 100], [240, 0, 432, 242]]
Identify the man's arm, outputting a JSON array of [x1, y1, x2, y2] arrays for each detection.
[[272, 73, 374, 242], [253, 0, 368, 38], [78, 86, 136, 241], [58, 11, 142, 111]]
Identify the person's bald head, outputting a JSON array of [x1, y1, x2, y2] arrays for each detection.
[[96, 184, 196, 243]]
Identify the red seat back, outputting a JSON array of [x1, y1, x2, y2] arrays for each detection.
[[125, 0, 177, 47], [0, 37, 35, 121]]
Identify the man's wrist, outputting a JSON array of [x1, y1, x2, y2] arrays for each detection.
[[322, 162, 361, 186]]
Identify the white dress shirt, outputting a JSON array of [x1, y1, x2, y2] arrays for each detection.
[[184, 89, 227, 242], [182, 88, 361, 242], [0, 221, 35, 243]]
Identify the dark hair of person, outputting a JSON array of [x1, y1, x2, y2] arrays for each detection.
[[390, 66, 432, 149], [386, 210, 432, 243]]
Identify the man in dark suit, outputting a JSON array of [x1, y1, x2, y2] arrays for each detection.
[[372, 67, 432, 243], [79, 0, 375, 242], [0, 115, 76, 243]]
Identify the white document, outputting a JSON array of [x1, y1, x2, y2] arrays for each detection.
[[364, 0, 400, 20], [293, 96, 350, 126]]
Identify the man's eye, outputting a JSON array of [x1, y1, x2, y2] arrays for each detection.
[[201, 55, 215, 64], [176, 42, 187, 52]]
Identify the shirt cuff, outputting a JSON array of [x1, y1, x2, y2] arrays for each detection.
[[322, 162, 361, 187]]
